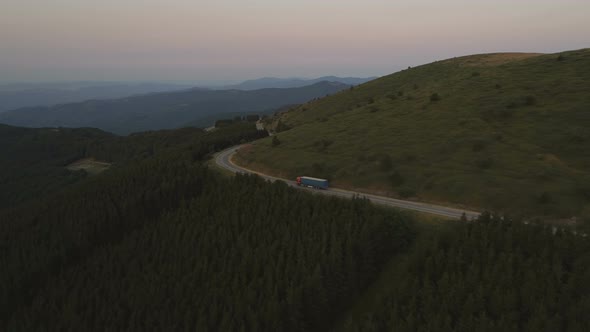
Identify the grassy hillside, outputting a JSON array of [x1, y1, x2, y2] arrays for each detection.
[[236, 49, 590, 219]]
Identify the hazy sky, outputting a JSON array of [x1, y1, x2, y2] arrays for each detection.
[[1, 0, 588, 82]]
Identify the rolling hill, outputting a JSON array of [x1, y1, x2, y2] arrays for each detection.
[[0, 81, 350, 135], [0, 82, 194, 112], [236, 49, 590, 219]]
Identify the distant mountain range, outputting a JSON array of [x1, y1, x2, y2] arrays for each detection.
[[0, 82, 195, 113], [222, 76, 376, 90], [0, 77, 376, 112], [0, 81, 350, 135]]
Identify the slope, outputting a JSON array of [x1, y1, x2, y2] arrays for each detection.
[[236, 49, 590, 219], [0, 81, 350, 135]]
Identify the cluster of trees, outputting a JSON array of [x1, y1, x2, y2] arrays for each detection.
[[343, 213, 590, 332], [0, 125, 113, 209], [0, 123, 266, 210], [4, 174, 413, 331], [1, 122, 413, 331]]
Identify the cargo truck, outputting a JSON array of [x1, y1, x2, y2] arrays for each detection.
[[296, 176, 329, 189]]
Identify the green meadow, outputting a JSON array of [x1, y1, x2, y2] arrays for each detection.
[[237, 49, 590, 219]]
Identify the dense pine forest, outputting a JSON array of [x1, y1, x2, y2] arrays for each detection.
[[343, 214, 590, 332], [1, 123, 590, 331]]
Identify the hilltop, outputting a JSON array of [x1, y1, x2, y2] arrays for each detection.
[[236, 49, 590, 219]]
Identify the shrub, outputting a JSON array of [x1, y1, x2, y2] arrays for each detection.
[[576, 185, 590, 201], [430, 93, 441, 102], [314, 139, 333, 151], [472, 71, 480, 77], [379, 155, 393, 171], [569, 133, 585, 143], [398, 91, 404, 97], [476, 158, 493, 169], [398, 187, 416, 198], [311, 162, 331, 180], [557, 54, 565, 61], [491, 107, 515, 119], [275, 120, 292, 133], [389, 171, 405, 186], [495, 83, 502, 89], [312, 162, 325, 172], [536, 192, 552, 205], [403, 153, 416, 162], [472, 139, 487, 152], [525, 96, 537, 106], [271, 136, 281, 147]]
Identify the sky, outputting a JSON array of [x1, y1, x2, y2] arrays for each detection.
[[1, 0, 588, 83]]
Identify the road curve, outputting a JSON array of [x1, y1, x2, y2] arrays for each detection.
[[215, 146, 481, 220]]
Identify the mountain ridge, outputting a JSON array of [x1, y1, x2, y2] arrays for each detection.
[[222, 76, 376, 90], [0, 81, 350, 135]]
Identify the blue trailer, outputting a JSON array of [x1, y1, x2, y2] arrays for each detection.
[[296, 176, 329, 189]]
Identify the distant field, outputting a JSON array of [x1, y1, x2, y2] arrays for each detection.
[[67, 158, 111, 175], [236, 49, 590, 220]]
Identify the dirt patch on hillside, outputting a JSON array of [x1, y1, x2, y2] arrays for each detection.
[[67, 158, 111, 175]]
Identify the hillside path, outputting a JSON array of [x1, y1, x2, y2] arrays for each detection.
[[215, 146, 481, 220]]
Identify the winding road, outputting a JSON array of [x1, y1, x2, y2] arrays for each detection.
[[215, 146, 481, 220]]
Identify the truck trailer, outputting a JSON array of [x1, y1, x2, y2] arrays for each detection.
[[296, 176, 329, 189]]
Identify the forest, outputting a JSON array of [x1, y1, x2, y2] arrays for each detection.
[[1, 123, 589, 331], [342, 213, 590, 332]]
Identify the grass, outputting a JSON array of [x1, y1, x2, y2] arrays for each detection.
[[236, 49, 590, 219]]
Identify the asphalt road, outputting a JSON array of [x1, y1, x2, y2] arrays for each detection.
[[215, 146, 481, 220]]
